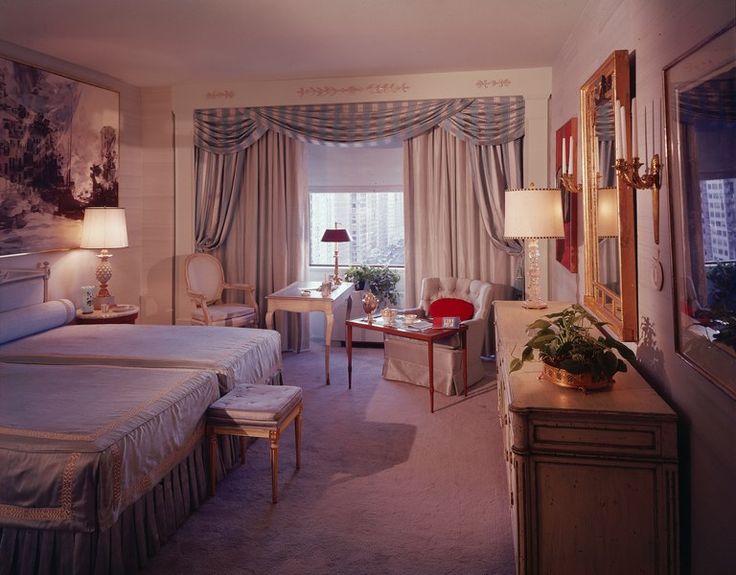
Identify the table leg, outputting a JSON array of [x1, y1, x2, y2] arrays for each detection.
[[462, 329, 468, 397], [324, 311, 334, 385], [296, 312, 303, 354], [265, 310, 275, 330], [428, 339, 435, 413], [347, 322, 353, 390]]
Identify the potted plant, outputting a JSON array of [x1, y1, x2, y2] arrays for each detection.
[[509, 304, 636, 390], [344, 265, 372, 291], [344, 265, 400, 307], [364, 265, 400, 307]]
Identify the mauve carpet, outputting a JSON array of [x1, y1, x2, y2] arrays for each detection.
[[142, 344, 515, 575]]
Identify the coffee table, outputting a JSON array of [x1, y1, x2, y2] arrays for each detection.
[[266, 281, 353, 385], [346, 317, 468, 413]]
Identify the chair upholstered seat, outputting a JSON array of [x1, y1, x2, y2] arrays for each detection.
[[190, 304, 256, 326], [207, 384, 302, 426], [382, 277, 501, 396]]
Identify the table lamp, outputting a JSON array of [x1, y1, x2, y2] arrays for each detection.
[[504, 187, 564, 309], [320, 224, 352, 284], [80, 207, 129, 308]]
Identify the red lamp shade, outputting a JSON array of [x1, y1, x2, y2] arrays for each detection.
[[320, 228, 352, 243]]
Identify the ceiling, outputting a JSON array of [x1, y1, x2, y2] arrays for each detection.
[[0, 0, 589, 87]]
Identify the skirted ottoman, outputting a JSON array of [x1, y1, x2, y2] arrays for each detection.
[[207, 384, 303, 503]]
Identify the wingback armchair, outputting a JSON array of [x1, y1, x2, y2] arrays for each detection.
[[185, 253, 259, 327], [382, 277, 497, 395]]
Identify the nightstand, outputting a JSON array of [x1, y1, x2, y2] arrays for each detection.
[[76, 304, 139, 325]]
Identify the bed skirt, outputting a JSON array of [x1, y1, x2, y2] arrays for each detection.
[[0, 435, 240, 575]]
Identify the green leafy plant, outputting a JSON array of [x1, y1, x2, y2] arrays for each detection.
[[509, 304, 636, 383], [344, 265, 372, 290], [345, 265, 400, 306]]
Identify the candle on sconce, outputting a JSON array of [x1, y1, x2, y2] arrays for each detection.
[[562, 136, 567, 175], [632, 98, 639, 159], [568, 136, 574, 175], [644, 105, 649, 165], [614, 99, 622, 159], [619, 102, 628, 159]]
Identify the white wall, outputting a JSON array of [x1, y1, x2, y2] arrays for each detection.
[[548, 2, 735, 572]]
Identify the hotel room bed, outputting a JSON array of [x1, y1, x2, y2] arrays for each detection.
[[0, 287, 287, 573], [0, 300, 283, 393], [0, 362, 220, 574]]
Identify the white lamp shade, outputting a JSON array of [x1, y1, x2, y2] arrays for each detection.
[[504, 188, 565, 239], [80, 208, 129, 249], [596, 187, 620, 238]]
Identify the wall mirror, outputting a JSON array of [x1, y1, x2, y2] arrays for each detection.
[[665, 22, 736, 399], [581, 50, 638, 341]]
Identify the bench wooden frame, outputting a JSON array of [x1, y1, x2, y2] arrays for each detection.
[[207, 402, 302, 504]]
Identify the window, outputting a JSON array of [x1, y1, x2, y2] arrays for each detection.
[[307, 143, 404, 267]]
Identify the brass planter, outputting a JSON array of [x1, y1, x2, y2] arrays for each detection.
[[540, 362, 613, 392]]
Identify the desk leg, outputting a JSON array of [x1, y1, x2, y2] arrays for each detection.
[[428, 340, 435, 413], [347, 323, 353, 390], [324, 311, 334, 385], [462, 329, 468, 397], [265, 310, 275, 330]]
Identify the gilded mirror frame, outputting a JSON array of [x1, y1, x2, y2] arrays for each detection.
[[581, 50, 638, 341]]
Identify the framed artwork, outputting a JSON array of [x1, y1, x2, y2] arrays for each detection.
[[0, 56, 120, 256], [555, 117, 578, 272], [665, 21, 736, 399]]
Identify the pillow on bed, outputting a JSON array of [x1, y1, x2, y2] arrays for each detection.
[[0, 299, 76, 344], [428, 297, 475, 321]]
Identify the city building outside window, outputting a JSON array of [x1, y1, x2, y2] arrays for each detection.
[[307, 143, 404, 268]]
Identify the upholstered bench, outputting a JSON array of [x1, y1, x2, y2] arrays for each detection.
[[207, 384, 303, 503]]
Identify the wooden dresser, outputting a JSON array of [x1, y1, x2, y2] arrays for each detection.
[[494, 301, 679, 575]]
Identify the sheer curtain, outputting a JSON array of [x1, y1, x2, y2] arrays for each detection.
[[213, 131, 309, 351]]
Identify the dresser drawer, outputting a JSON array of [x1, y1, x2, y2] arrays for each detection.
[[525, 416, 675, 460]]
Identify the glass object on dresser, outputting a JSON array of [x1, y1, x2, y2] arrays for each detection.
[[665, 22, 736, 399], [581, 50, 638, 341]]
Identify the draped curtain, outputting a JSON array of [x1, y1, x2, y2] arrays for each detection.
[[193, 96, 525, 351], [403, 128, 522, 354]]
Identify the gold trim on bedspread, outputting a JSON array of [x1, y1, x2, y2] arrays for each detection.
[[0, 364, 219, 532], [0, 452, 79, 523]]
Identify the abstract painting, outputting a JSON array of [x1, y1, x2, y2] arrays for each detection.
[[0, 57, 119, 256]]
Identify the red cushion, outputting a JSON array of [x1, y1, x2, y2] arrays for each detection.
[[428, 298, 475, 321]]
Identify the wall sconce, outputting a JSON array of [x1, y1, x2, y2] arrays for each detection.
[[559, 135, 581, 194], [320, 223, 352, 284], [504, 186, 565, 309], [80, 207, 129, 308], [613, 98, 662, 244]]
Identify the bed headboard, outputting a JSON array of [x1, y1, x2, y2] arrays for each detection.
[[0, 261, 50, 312]]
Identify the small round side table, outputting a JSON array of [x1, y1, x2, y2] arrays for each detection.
[[75, 304, 139, 325]]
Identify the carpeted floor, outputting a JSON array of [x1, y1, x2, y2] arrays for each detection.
[[142, 344, 515, 575]]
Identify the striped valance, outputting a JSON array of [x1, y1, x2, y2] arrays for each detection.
[[194, 96, 525, 153]]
